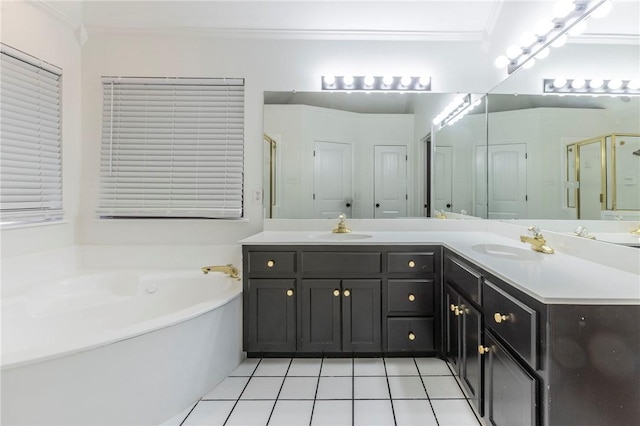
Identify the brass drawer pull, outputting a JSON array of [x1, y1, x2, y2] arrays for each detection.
[[286, 289, 293, 297], [408, 293, 416, 302], [408, 332, 416, 341], [267, 260, 275, 268], [450, 304, 459, 311], [343, 289, 351, 297], [408, 260, 416, 268], [494, 313, 509, 324], [333, 289, 340, 297], [478, 345, 490, 355]]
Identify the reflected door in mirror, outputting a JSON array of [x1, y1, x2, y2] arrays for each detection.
[[314, 141, 353, 218], [374, 145, 407, 218], [488, 144, 527, 220], [434, 146, 453, 212]]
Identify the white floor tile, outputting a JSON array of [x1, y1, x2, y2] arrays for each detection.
[[353, 376, 390, 399], [316, 376, 353, 400], [353, 358, 386, 376], [311, 400, 352, 426], [268, 400, 314, 426], [387, 376, 427, 399], [288, 358, 322, 376], [422, 376, 466, 399], [253, 358, 292, 376], [393, 399, 438, 426], [229, 358, 260, 376], [181, 400, 235, 426], [225, 400, 276, 426], [202, 376, 250, 400], [241, 376, 285, 400], [384, 358, 419, 376], [278, 376, 318, 400], [354, 399, 394, 426], [415, 357, 453, 376], [158, 402, 197, 426], [431, 399, 481, 426], [320, 358, 353, 376]]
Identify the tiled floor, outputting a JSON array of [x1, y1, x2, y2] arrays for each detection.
[[160, 357, 482, 426]]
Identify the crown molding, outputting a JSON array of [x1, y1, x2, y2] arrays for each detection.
[[85, 26, 486, 42], [29, 0, 82, 29]]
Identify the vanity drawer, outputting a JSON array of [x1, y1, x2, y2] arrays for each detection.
[[301, 252, 381, 274], [387, 318, 435, 352], [387, 252, 434, 274], [483, 280, 537, 368], [387, 280, 434, 315], [247, 251, 296, 274], [444, 255, 482, 304]]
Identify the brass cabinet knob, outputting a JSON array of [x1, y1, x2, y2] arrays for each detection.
[[408, 332, 416, 341], [333, 289, 340, 297], [450, 304, 458, 312], [286, 289, 293, 297], [343, 289, 351, 297], [267, 260, 275, 268], [494, 313, 509, 324], [408, 260, 416, 268], [408, 293, 416, 302], [478, 345, 490, 355]]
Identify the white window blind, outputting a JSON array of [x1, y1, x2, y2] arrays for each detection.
[[98, 77, 244, 219], [0, 45, 63, 225]]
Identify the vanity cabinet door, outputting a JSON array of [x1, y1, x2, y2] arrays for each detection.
[[299, 279, 342, 352], [484, 331, 537, 426], [342, 280, 382, 352], [444, 284, 462, 370], [460, 298, 483, 416], [245, 279, 297, 352]]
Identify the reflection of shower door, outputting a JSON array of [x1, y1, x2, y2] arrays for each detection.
[[374, 145, 407, 218], [313, 141, 353, 218], [488, 144, 527, 219], [434, 146, 453, 212], [577, 141, 604, 219]]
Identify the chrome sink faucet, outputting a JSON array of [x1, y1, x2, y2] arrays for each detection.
[[201, 264, 241, 280], [520, 226, 555, 254], [332, 213, 352, 234]]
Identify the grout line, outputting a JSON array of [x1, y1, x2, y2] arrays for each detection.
[[308, 357, 323, 426], [352, 357, 355, 426], [222, 358, 264, 426], [382, 357, 398, 426], [415, 357, 441, 426], [177, 402, 199, 426], [265, 358, 293, 425]]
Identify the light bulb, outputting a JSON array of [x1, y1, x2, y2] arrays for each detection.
[[519, 32, 537, 47], [551, 34, 568, 48], [588, 78, 603, 89], [419, 76, 431, 86], [495, 55, 510, 69], [568, 20, 588, 36], [522, 58, 536, 69], [343, 75, 354, 86], [553, 0, 575, 19], [363, 75, 375, 86], [571, 78, 586, 89], [382, 75, 394, 86], [432, 116, 440, 125], [534, 19, 554, 37], [627, 79, 640, 90], [591, 0, 612, 19], [506, 45, 523, 60], [400, 76, 412, 87], [607, 79, 623, 90], [535, 47, 551, 60], [323, 75, 336, 85], [553, 78, 567, 88]]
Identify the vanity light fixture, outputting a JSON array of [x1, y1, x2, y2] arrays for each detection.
[[432, 94, 482, 128], [321, 75, 432, 92], [543, 78, 640, 95], [495, 0, 611, 75]]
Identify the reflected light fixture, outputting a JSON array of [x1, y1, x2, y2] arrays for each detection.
[[432, 94, 483, 128], [543, 78, 640, 95], [321, 75, 432, 91]]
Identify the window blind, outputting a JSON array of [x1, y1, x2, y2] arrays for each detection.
[[98, 77, 244, 218], [0, 46, 63, 224]]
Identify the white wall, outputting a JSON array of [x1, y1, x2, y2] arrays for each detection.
[[0, 1, 82, 257], [264, 105, 414, 218]]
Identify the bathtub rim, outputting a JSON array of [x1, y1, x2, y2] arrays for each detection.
[[1, 273, 242, 370]]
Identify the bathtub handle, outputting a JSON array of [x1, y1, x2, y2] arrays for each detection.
[[286, 289, 294, 297]]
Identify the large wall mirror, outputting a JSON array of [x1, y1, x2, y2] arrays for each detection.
[[263, 92, 486, 219]]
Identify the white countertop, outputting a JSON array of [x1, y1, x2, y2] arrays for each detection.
[[239, 231, 640, 305]]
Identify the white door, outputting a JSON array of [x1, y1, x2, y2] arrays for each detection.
[[313, 141, 353, 218], [434, 146, 453, 212], [488, 144, 527, 219], [475, 145, 488, 218], [578, 142, 603, 219], [374, 145, 407, 218]]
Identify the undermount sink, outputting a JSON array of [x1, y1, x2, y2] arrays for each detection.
[[308, 232, 373, 241], [471, 244, 540, 261]]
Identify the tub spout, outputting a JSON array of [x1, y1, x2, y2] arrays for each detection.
[[201, 264, 241, 280]]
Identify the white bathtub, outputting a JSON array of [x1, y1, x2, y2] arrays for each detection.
[[1, 267, 243, 425]]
